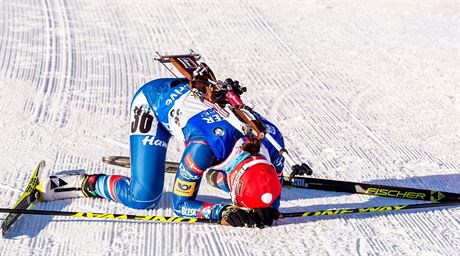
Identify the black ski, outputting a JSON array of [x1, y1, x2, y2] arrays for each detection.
[[101, 156, 460, 203], [1, 161, 44, 236], [285, 176, 460, 202]]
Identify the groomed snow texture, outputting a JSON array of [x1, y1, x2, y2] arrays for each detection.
[[0, 1, 459, 255]]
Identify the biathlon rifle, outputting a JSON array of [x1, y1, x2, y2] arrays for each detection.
[[154, 50, 312, 179]]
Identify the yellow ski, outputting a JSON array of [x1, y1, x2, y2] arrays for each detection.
[[1, 161, 44, 236]]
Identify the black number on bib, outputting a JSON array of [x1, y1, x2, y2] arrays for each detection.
[[139, 113, 153, 133], [131, 107, 154, 133]]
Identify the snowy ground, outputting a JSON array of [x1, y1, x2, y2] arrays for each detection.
[[1, 0, 459, 255]]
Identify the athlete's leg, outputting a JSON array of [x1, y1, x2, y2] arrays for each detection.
[[95, 83, 171, 209]]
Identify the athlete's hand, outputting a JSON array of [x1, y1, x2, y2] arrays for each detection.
[[250, 207, 280, 227], [219, 206, 258, 228]]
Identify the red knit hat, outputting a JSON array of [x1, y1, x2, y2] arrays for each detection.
[[228, 155, 282, 208]]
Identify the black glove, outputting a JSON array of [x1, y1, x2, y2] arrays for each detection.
[[219, 205, 257, 228], [250, 207, 280, 227]]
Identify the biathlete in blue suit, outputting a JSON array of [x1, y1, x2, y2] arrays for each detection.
[[39, 78, 285, 228]]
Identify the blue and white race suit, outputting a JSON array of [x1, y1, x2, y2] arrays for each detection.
[[94, 78, 285, 220]]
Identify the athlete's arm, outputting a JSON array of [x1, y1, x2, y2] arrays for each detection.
[[172, 142, 227, 220]]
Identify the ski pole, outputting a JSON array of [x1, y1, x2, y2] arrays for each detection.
[[264, 133, 313, 179]]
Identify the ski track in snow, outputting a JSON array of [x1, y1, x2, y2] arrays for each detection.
[[0, 0, 459, 255]]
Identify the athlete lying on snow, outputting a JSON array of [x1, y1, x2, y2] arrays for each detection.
[[38, 78, 285, 228]]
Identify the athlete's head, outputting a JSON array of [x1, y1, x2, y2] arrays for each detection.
[[225, 138, 282, 208]]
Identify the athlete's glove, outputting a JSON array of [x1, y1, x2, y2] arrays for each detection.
[[250, 207, 280, 227], [219, 206, 258, 228]]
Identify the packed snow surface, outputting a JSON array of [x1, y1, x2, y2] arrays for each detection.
[[0, 0, 459, 255]]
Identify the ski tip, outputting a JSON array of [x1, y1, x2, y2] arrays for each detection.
[[39, 160, 46, 169]]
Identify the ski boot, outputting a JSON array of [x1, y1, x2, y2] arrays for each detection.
[[37, 173, 105, 201]]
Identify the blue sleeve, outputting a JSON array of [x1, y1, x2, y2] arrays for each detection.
[[172, 142, 226, 220], [259, 118, 285, 172]]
